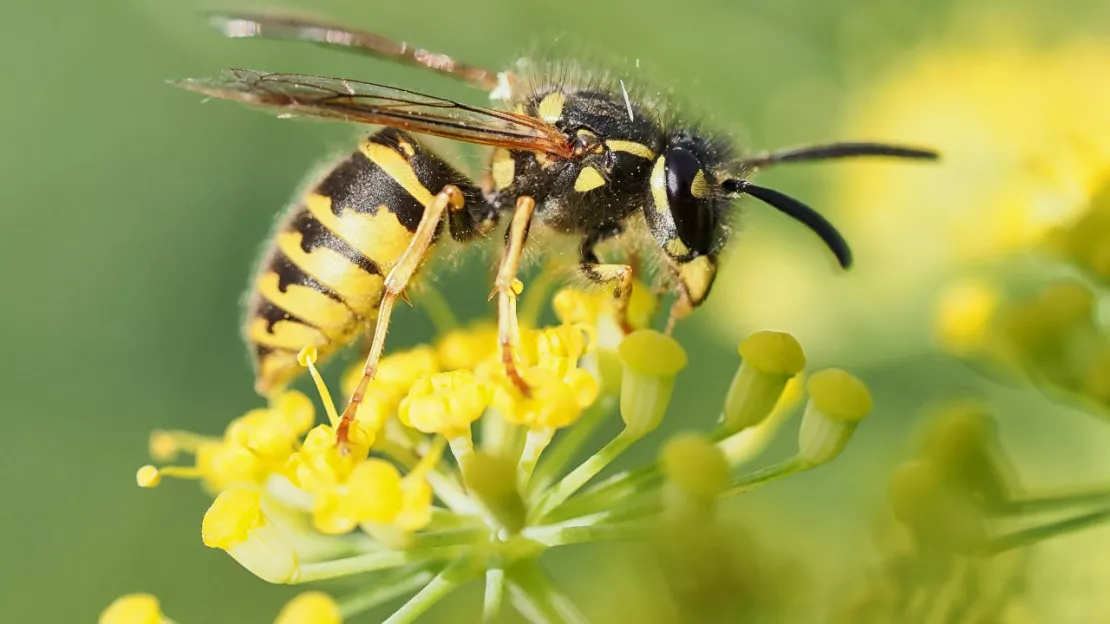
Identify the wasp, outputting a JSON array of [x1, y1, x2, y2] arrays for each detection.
[[176, 12, 937, 442]]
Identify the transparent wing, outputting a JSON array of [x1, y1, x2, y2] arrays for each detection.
[[174, 69, 570, 156], [209, 11, 503, 91]]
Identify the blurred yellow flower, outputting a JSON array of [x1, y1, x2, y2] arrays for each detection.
[[711, 34, 1110, 363]]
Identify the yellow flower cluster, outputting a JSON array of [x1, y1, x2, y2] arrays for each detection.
[[118, 284, 883, 623]]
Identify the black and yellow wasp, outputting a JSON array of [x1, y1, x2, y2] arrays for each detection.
[[176, 12, 937, 441]]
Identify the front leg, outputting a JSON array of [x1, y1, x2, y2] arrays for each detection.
[[578, 229, 635, 335], [493, 195, 536, 395]]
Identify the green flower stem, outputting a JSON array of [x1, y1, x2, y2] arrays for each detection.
[[518, 427, 555, 487], [508, 559, 589, 624], [529, 396, 615, 497], [722, 455, 812, 497], [383, 558, 475, 624], [519, 264, 560, 328], [337, 568, 436, 619], [293, 545, 467, 583], [1000, 486, 1110, 514], [415, 283, 460, 334], [525, 519, 652, 547], [406, 527, 489, 550], [986, 506, 1110, 554], [483, 562, 505, 624], [448, 433, 477, 485], [531, 427, 640, 522], [543, 465, 661, 523], [481, 409, 525, 462]]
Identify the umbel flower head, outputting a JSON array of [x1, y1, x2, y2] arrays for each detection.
[[109, 283, 878, 623]]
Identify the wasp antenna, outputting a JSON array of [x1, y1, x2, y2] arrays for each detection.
[[726, 181, 853, 269], [740, 142, 939, 169]]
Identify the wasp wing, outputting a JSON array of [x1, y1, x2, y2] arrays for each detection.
[[175, 69, 570, 156], [209, 12, 502, 91]]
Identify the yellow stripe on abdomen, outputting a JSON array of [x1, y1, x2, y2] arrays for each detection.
[[247, 317, 328, 350], [304, 193, 415, 274], [276, 230, 385, 316], [255, 271, 356, 339]]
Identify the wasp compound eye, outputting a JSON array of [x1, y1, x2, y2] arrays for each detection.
[[664, 146, 716, 255]]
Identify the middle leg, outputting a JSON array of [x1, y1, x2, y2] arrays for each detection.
[[577, 228, 635, 335], [492, 195, 537, 395]]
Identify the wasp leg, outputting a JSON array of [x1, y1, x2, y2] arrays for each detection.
[[336, 184, 466, 446], [665, 294, 693, 335], [578, 233, 635, 334], [493, 195, 536, 395]]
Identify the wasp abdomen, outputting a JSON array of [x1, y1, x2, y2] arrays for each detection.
[[245, 128, 472, 395]]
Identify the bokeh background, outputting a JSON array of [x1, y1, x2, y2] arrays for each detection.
[[3, 0, 1110, 621]]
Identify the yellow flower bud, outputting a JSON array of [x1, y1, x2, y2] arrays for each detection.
[[888, 460, 989, 553], [661, 433, 730, 500], [798, 369, 873, 465], [99, 594, 175, 624], [617, 330, 688, 436], [202, 488, 299, 583], [398, 370, 488, 438], [720, 331, 804, 436], [934, 278, 1000, 355], [274, 591, 342, 624]]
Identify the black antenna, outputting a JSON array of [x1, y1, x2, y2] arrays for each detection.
[[740, 142, 938, 169], [724, 180, 853, 269]]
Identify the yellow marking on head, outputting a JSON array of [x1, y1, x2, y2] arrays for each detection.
[[396, 139, 416, 158], [255, 349, 301, 396], [606, 140, 656, 160], [276, 231, 385, 315], [305, 194, 415, 271], [649, 156, 669, 213], [690, 170, 710, 198], [665, 237, 690, 257], [537, 91, 567, 123], [256, 272, 355, 338], [491, 148, 515, 190], [514, 103, 526, 115], [248, 317, 328, 351], [359, 140, 434, 206], [679, 255, 716, 304], [574, 166, 607, 192]]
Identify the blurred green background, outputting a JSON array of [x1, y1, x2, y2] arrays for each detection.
[[3, 0, 1110, 621]]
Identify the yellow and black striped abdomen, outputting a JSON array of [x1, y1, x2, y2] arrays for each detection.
[[246, 128, 482, 395]]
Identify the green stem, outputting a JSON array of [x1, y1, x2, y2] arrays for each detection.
[[383, 558, 474, 624], [529, 396, 615, 498], [986, 506, 1110, 554], [531, 428, 640, 522], [519, 265, 560, 328], [544, 465, 661, 523], [405, 527, 488, 550], [294, 545, 466, 583], [415, 283, 460, 334], [508, 559, 588, 624], [525, 520, 651, 547], [337, 568, 435, 619], [518, 427, 555, 488], [483, 563, 506, 623], [722, 455, 812, 497], [1000, 486, 1110, 514]]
